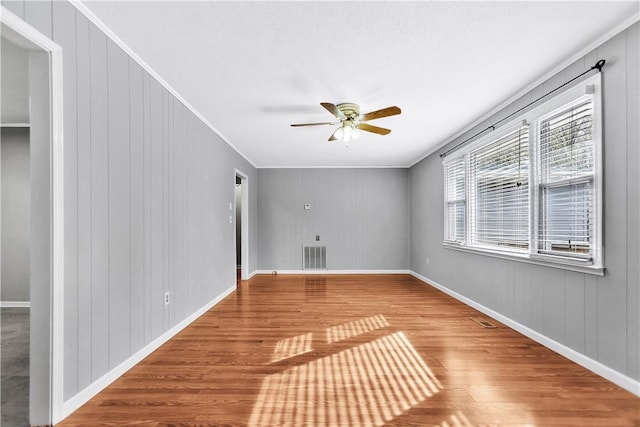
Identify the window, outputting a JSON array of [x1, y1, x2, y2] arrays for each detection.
[[536, 97, 594, 260], [443, 74, 602, 274], [469, 126, 529, 251], [444, 158, 465, 243]]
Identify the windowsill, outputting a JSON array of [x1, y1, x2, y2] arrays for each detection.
[[442, 242, 605, 276]]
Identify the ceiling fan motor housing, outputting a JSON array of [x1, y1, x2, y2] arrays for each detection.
[[336, 103, 361, 121]]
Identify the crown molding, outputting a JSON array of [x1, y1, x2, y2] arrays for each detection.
[[70, 0, 257, 169]]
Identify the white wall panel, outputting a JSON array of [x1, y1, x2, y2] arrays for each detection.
[[149, 78, 164, 340], [74, 9, 93, 393], [129, 58, 145, 355], [107, 40, 131, 368], [584, 274, 599, 360], [564, 273, 586, 353], [543, 268, 566, 343], [142, 72, 153, 346], [89, 22, 109, 381]]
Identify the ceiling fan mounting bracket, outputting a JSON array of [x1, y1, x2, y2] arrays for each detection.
[[336, 103, 361, 121]]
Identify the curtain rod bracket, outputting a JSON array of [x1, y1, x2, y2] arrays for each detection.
[[593, 59, 605, 72]]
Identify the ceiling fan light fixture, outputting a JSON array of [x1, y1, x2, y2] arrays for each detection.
[[342, 123, 360, 142]]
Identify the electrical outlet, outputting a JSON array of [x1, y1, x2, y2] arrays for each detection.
[[316, 235, 320, 241], [164, 292, 170, 305]]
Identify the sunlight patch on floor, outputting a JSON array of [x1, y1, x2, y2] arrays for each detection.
[[250, 331, 442, 427], [271, 332, 313, 362], [326, 314, 389, 344], [434, 410, 474, 427]]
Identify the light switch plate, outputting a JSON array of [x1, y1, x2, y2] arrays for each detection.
[[304, 203, 311, 210]]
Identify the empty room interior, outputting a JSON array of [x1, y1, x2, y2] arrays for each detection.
[[0, 1, 639, 426]]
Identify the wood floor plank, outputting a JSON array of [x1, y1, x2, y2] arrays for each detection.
[[58, 274, 640, 426]]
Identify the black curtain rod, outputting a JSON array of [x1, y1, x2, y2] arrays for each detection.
[[439, 59, 606, 158]]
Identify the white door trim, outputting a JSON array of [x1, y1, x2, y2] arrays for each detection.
[[1, 7, 65, 423]]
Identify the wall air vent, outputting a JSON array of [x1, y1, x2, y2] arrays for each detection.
[[303, 246, 327, 270]]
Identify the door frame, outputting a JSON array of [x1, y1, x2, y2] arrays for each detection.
[[234, 169, 249, 280], [1, 7, 65, 424]]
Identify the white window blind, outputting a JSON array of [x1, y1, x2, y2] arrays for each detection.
[[537, 97, 595, 260], [469, 126, 529, 251], [444, 158, 465, 243], [442, 73, 602, 274]]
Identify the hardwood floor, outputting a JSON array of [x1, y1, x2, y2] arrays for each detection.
[[58, 274, 639, 426]]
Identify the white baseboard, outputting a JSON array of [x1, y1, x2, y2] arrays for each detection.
[[58, 284, 237, 423], [254, 269, 411, 275], [247, 270, 257, 280], [0, 301, 30, 308], [410, 271, 640, 397]]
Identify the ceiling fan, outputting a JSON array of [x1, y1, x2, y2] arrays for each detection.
[[291, 102, 401, 142]]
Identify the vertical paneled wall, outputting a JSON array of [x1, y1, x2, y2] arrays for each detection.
[[409, 23, 639, 382], [0, 128, 30, 302], [258, 168, 409, 271], [2, 0, 257, 402], [1, 38, 30, 303]]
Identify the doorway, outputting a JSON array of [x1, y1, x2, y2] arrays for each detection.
[[235, 176, 242, 282], [235, 170, 249, 282], [1, 31, 36, 427], [1, 11, 64, 425]]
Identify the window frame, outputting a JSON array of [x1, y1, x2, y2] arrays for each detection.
[[442, 73, 603, 275]]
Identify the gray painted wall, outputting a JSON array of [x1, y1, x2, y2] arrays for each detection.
[[258, 168, 409, 271], [409, 23, 639, 382], [1, 36, 29, 123], [1, 29, 31, 303], [1, 0, 259, 410], [1, 128, 30, 302]]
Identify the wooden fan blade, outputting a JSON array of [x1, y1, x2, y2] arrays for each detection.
[[320, 102, 344, 119], [328, 128, 340, 141], [357, 122, 392, 135], [361, 106, 401, 121], [291, 122, 336, 127]]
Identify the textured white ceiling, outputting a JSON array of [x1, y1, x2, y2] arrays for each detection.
[[80, 1, 638, 167]]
